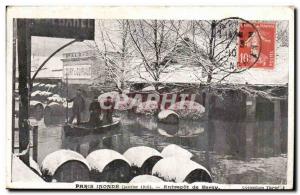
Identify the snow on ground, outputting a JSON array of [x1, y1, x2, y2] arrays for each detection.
[[128, 64, 203, 84], [168, 101, 205, 120], [41, 149, 90, 176], [86, 149, 130, 172], [31, 56, 63, 79], [129, 175, 164, 183], [135, 100, 159, 115], [128, 47, 288, 85], [160, 65, 203, 83], [123, 146, 162, 168], [152, 157, 211, 183], [142, 85, 164, 92], [12, 155, 44, 182], [227, 47, 289, 85], [161, 144, 193, 159]]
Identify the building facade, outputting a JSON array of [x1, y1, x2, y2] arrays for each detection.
[[61, 50, 107, 85]]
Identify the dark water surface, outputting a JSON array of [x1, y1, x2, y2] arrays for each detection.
[[15, 110, 287, 184]]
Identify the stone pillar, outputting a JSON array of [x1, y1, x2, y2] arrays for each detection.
[[17, 19, 31, 165]]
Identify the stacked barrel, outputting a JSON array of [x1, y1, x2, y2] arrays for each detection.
[[38, 144, 212, 183]]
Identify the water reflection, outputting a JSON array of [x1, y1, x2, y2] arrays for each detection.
[[29, 108, 287, 184], [157, 122, 205, 138]]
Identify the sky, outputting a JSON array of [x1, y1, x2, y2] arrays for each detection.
[[31, 36, 95, 57]]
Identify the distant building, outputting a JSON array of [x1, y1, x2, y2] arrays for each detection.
[[61, 50, 107, 85], [31, 56, 63, 84]]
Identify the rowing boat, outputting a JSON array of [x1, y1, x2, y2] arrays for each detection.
[[63, 117, 120, 136]]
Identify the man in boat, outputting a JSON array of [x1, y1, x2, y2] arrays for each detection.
[[102, 96, 115, 124], [67, 89, 85, 125], [88, 96, 101, 126]]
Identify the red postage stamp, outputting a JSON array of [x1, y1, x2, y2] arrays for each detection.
[[238, 22, 276, 69]]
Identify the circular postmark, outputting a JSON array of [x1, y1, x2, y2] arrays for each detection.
[[211, 17, 262, 74]]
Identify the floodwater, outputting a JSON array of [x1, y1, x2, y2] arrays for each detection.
[[14, 110, 287, 184]]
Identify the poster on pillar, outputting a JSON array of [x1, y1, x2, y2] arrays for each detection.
[[5, 6, 295, 190]]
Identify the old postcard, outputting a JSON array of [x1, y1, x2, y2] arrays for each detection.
[[6, 6, 294, 190]]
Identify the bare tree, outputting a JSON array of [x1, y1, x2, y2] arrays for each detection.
[[276, 21, 289, 47], [169, 18, 287, 120], [92, 18, 284, 102], [173, 19, 259, 85], [127, 20, 184, 91], [93, 20, 137, 92]]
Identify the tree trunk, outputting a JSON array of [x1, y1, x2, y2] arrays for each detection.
[[273, 99, 282, 155]]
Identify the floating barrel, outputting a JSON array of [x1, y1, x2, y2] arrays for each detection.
[[161, 144, 193, 159], [158, 110, 179, 124], [152, 157, 212, 183], [86, 149, 131, 183], [123, 146, 162, 176], [41, 149, 90, 182], [30, 100, 44, 120], [129, 175, 163, 183]]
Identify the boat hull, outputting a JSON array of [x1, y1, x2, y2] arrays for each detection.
[[63, 117, 120, 136]]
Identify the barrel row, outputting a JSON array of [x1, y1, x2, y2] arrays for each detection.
[[36, 144, 212, 183]]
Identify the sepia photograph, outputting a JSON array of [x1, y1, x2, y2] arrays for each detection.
[[5, 6, 295, 190]]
